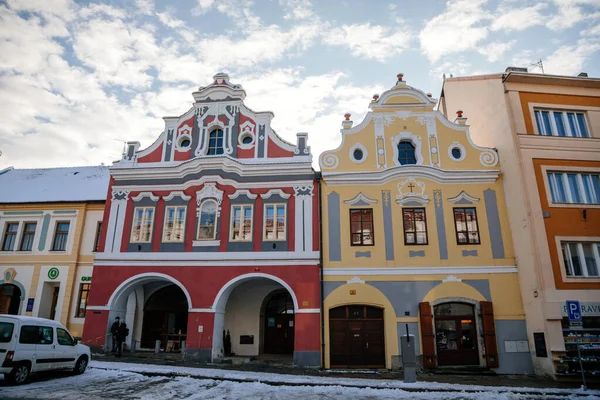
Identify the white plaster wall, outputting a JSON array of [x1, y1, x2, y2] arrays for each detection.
[[0, 265, 34, 315], [68, 265, 94, 326], [33, 265, 69, 321], [79, 210, 104, 256], [223, 280, 282, 356]]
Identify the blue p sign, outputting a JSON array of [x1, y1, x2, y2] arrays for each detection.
[[566, 300, 582, 323]]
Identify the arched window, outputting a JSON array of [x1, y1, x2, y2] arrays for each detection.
[[197, 200, 218, 240], [207, 129, 224, 155], [397, 141, 417, 165]]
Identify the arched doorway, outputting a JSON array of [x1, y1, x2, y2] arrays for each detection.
[[106, 273, 191, 351], [262, 290, 294, 354], [0, 284, 21, 315], [140, 285, 188, 349], [329, 305, 385, 368], [434, 302, 478, 366]]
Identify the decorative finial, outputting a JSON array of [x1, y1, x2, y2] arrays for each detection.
[[344, 113, 351, 121], [373, 94, 379, 101], [426, 93, 432, 98], [397, 73, 404, 82], [456, 110, 463, 118]]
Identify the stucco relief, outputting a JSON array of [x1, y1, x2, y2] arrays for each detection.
[[396, 177, 429, 205]]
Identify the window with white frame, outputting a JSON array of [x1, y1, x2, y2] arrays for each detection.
[[230, 205, 253, 241], [264, 203, 286, 241], [130, 206, 155, 243], [197, 200, 218, 240], [163, 206, 186, 242], [207, 129, 224, 155], [534, 109, 589, 137], [561, 241, 600, 277], [547, 172, 600, 204]]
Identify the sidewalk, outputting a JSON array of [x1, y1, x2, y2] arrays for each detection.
[[89, 354, 600, 396]]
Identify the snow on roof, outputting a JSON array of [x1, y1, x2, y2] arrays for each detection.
[[0, 166, 110, 204]]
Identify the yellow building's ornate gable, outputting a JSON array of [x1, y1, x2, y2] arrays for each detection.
[[319, 74, 499, 175]]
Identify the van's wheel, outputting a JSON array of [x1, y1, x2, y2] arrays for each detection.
[[8, 363, 30, 385], [73, 356, 88, 375]]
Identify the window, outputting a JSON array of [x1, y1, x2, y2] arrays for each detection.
[[75, 283, 91, 318], [230, 205, 253, 241], [130, 207, 155, 243], [353, 149, 364, 161], [51, 222, 70, 251], [0, 322, 14, 343], [562, 242, 600, 277], [163, 206, 186, 242], [93, 222, 102, 252], [547, 172, 600, 204], [57, 328, 74, 346], [350, 209, 374, 246], [534, 110, 589, 137], [397, 141, 417, 165], [264, 204, 286, 241], [2, 222, 19, 251], [403, 208, 428, 245], [197, 200, 218, 240], [19, 325, 38, 344], [453, 208, 480, 245], [451, 148, 462, 159], [207, 129, 224, 155], [19, 222, 36, 251], [38, 326, 54, 345]]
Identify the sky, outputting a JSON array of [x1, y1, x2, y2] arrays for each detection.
[[0, 0, 599, 171]]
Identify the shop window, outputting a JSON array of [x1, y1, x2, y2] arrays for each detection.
[[349, 209, 374, 246], [557, 315, 600, 376], [453, 208, 480, 245], [75, 283, 91, 318], [93, 222, 102, 252]]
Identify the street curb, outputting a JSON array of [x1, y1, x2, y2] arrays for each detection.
[[89, 365, 591, 398]]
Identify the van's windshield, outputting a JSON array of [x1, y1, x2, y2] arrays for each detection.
[[0, 322, 14, 343]]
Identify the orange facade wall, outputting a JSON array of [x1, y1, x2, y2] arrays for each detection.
[[533, 158, 600, 290], [519, 92, 600, 134]]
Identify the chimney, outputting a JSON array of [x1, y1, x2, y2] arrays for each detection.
[[578, 72, 588, 77], [455, 110, 467, 125], [505, 66, 528, 73], [342, 113, 353, 129]]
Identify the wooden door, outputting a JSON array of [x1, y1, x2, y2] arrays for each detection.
[[434, 303, 479, 366], [49, 286, 60, 320], [329, 305, 385, 368], [264, 313, 294, 354]]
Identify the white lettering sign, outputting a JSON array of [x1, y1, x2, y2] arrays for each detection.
[[561, 302, 600, 317]]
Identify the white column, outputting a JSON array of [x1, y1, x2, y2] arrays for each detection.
[[293, 184, 314, 253], [104, 190, 130, 253]]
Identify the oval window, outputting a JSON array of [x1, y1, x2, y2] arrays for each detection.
[[179, 138, 191, 148], [353, 149, 364, 161], [451, 147, 462, 159], [241, 135, 253, 145]]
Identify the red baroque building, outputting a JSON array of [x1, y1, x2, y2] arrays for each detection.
[[82, 73, 320, 366]]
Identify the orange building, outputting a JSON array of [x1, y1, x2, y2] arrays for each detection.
[[439, 68, 600, 378]]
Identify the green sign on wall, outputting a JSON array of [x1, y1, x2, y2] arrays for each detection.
[[48, 268, 59, 280]]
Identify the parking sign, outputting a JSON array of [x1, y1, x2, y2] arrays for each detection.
[[566, 300, 583, 328]]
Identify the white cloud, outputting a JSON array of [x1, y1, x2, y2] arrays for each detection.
[[546, 0, 600, 30], [544, 38, 600, 75], [478, 40, 516, 62], [279, 0, 313, 20], [323, 23, 412, 61], [192, 0, 260, 29], [582, 23, 600, 35], [134, 0, 154, 15], [491, 3, 547, 31], [156, 9, 186, 29], [419, 0, 491, 62], [429, 59, 473, 80]]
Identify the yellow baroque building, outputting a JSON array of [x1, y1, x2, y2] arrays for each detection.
[[319, 74, 532, 374]]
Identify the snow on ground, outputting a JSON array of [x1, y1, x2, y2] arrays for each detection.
[[1, 367, 597, 400], [87, 360, 599, 397]]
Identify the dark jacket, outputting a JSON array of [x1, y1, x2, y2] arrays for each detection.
[[116, 323, 129, 342], [111, 321, 120, 336]]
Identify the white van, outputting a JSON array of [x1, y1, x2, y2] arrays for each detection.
[[0, 315, 91, 385]]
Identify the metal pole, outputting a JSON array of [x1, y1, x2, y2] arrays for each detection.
[[575, 332, 587, 391]]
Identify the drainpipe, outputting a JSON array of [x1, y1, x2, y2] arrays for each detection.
[[316, 172, 325, 369]]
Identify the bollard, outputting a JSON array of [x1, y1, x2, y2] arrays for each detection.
[[155, 339, 161, 354], [181, 340, 186, 352], [400, 330, 417, 383], [131, 339, 136, 353]]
